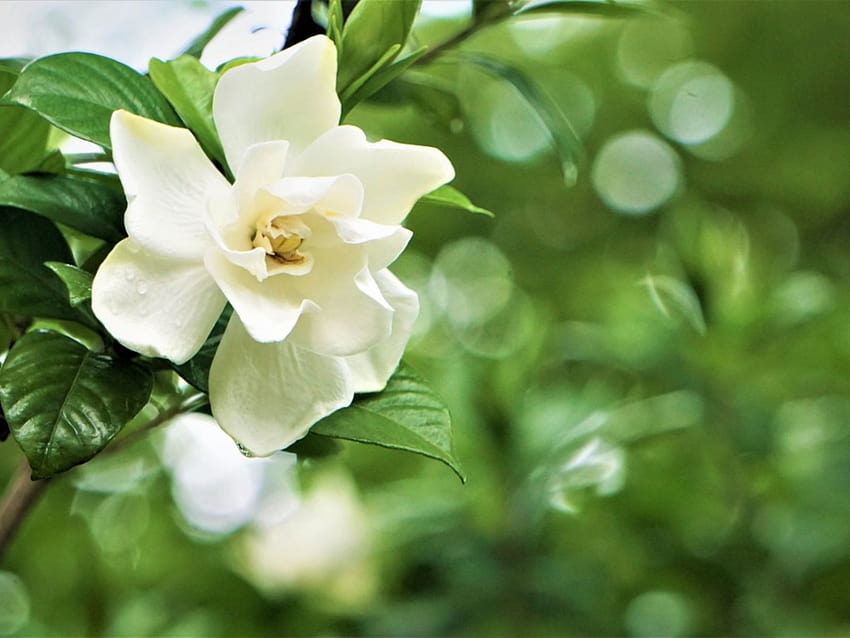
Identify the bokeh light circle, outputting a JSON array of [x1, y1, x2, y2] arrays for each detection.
[[592, 130, 681, 215]]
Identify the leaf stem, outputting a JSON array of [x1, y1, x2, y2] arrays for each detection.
[[415, 7, 513, 67], [0, 461, 50, 562], [64, 152, 112, 165]]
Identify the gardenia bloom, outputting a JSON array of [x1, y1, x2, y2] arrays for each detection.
[[91, 35, 454, 455]]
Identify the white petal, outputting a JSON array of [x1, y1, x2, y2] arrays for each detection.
[[293, 125, 455, 225], [209, 317, 353, 456], [111, 110, 230, 260], [204, 250, 317, 343], [92, 239, 226, 364], [288, 264, 394, 357], [345, 270, 420, 392], [234, 141, 290, 224], [322, 216, 412, 271], [213, 35, 340, 174], [261, 174, 363, 217]]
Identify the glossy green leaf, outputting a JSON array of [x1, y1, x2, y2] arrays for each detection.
[[0, 66, 50, 174], [338, 0, 421, 94], [326, 0, 345, 52], [312, 364, 466, 482], [0, 330, 153, 478], [421, 185, 494, 217], [3, 52, 180, 148], [0, 208, 76, 320], [0, 173, 125, 241], [44, 263, 93, 307], [461, 54, 583, 185], [149, 56, 224, 165], [181, 6, 245, 58]]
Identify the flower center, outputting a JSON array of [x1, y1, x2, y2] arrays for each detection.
[[252, 214, 310, 264]]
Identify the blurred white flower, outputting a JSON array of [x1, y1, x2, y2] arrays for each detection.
[[92, 35, 454, 454]]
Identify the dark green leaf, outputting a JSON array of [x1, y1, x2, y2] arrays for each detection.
[[284, 433, 341, 459], [312, 363, 466, 482], [461, 54, 583, 185], [32, 150, 66, 175], [342, 46, 427, 116], [0, 208, 76, 320], [0, 330, 153, 478], [338, 0, 421, 94], [182, 6, 245, 58], [173, 308, 231, 393], [3, 52, 180, 149], [0, 173, 125, 242], [44, 263, 93, 307], [149, 56, 225, 165], [420, 185, 494, 217], [0, 66, 51, 174]]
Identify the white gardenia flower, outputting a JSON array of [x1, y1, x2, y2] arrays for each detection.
[[91, 35, 454, 455]]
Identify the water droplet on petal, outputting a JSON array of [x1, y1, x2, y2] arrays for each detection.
[[124, 271, 136, 282], [236, 442, 254, 458], [136, 282, 148, 295], [175, 317, 184, 328]]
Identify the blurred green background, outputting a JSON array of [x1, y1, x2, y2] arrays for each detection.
[[2, 1, 850, 636]]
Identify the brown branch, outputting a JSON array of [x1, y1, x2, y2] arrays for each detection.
[[0, 461, 50, 562]]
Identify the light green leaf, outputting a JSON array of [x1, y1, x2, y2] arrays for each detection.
[[0, 208, 77, 320], [44, 263, 93, 307], [149, 55, 225, 165], [338, 0, 421, 95], [640, 274, 706, 335], [0, 65, 50, 174], [181, 6, 245, 58], [3, 52, 180, 149], [421, 185, 494, 217], [312, 364, 466, 483], [460, 54, 583, 185], [326, 0, 345, 52], [0, 330, 153, 479], [0, 173, 125, 242]]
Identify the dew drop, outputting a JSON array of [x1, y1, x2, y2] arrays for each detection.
[[236, 443, 254, 458], [175, 317, 184, 328], [136, 282, 148, 295], [124, 271, 136, 282]]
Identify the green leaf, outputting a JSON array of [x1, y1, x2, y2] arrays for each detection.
[[420, 185, 494, 217], [149, 56, 225, 165], [341, 46, 427, 116], [338, 0, 421, 95], [514, 0, 659, 18], [44, 263, 93, 307], [0, 208, 77, 320], [32, 149, 66, 175], [3, 52, 180, 149], [640, 274, 706, 335], [173, 308, 231, 393], [0, 173, 125, 242], [0, 330, 153, 478], [326, 0, 345, 52], [0, 66, 51, 174], [312, 364, 466, 483], [181, 6, 245, 58], [460, 54, 583, 185]]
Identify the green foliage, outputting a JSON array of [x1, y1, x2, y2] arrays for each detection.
[[0, 173, 125, 241], [337, 0, 421, 113], [313, 364, 466, 482], [2, 52, 180, 148], [0, 208, 77, 320], [148, 56, 225, 166], [0, 330, 152, 478], [0, 63, 50, 174], [420, 184, 494, 217], [173, 310, 230, 393], [513, 0, 655, 18], [44, 263, 93, 307]]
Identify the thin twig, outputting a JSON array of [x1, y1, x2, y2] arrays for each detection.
[[0, 462, 50, 562], [416, 8, 513, 67]]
